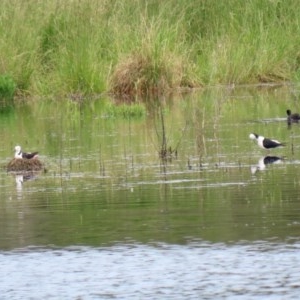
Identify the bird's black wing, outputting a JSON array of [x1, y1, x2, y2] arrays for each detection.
[[263, 138, 282, 149], [292, 113, 300, 120], [22, 152, 39, 159]]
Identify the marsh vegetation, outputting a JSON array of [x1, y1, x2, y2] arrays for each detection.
[[1, 0, 300, 99]]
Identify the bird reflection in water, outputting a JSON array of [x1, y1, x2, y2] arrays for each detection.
[[251, 156, 284, 174], [15, 174, 24, 191], [14, 172, 39, 192]]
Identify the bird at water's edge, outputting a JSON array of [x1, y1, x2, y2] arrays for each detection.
[[14, 145, 39, 159], [287, 109, 300, 123], [249, 133, 285, 150]]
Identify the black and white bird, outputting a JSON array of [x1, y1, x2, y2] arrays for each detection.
[[14, 145, 39, 159], [249, 133, 285, 150], [287, 109, 300, 123]]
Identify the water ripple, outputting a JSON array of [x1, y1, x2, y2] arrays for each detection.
[[1, 241, 300, 299]]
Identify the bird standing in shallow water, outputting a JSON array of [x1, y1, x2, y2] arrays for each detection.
[[249, 133, 285, 150], [287, 109, 300, 123], [14, 145, 39, 159]]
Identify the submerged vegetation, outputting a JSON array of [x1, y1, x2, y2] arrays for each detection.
[[1, 0, 300, 98], [103, 102, 146, 119]]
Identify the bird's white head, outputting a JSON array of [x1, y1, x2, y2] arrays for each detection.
[[14, 145, 22, 159], [249, 133, 258, 140], [14, 145, 21, 152]]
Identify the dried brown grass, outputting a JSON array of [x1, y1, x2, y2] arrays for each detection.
[[109, 52, 196, 98], [7, 158, 43, 172]]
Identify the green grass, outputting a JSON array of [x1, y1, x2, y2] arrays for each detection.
[[0, 74, 16, 106], [1, 0, 300, 98]]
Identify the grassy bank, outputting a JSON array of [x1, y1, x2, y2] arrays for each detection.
[[1, 0, 300, 99]]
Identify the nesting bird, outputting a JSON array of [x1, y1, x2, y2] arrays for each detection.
[[286, 109, 300, 123], [7, 145, 42, 172], [249, 133, 285, 150], [14, 145, 39, 159]]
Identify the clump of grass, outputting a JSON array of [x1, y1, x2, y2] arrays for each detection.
[[110, 53, 162, 96], [110, 53, 194, 96], [109, 1, 197, 98], [0, 74, 16, 106]]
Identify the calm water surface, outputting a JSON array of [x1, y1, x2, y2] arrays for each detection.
[[1, 85, 300, 299]]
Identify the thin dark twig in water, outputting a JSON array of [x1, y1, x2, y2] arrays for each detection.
[[160, 105, 167, 157]]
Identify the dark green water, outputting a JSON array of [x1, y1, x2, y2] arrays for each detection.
[[1, 85, 300, 299]]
